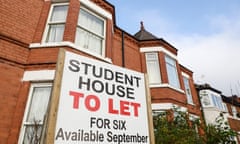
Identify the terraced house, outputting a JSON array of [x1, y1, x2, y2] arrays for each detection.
[[196, 84, 240, 143], [0, 0, 203, 143]]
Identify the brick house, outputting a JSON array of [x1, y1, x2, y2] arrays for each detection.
[[0, 0, 202, 143], [196, 84, 240, 143]]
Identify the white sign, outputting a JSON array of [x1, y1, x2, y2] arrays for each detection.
[[54, 51, 150, 144]]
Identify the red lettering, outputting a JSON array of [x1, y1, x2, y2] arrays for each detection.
[[108, 98, 141, 117], [108, 98, 119, 114], [69, 91, 84, 109], [120, 100, 130, 116], [85, 95, 100, 111], [131, 102, 141, 117]]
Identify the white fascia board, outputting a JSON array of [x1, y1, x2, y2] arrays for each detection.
[[140, 46, 178, 60], [29, 42, 112, 63], [152, 103, 187, 112], [181, 72, 190, 78], [22, 70, 55, 81], [80, 0, 112, 20]]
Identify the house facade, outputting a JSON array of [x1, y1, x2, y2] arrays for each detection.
[[196, 84, 240, 143], [0, 0, 202, 143]]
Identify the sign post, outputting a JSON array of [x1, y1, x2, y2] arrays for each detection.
[[46, 50, 154, 144]]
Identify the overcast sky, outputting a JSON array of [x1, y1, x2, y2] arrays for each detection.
[[107, 0, 240, 96]]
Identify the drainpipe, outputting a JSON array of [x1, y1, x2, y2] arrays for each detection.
[[122, 30, 125, 67]]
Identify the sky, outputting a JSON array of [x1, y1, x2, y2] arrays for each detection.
[[107, 0, 240, 96]]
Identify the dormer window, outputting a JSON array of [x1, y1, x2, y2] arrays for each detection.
[[44, 4, 69, 42], [75, 7, 105, 56]]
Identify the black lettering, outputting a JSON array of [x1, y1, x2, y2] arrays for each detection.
[[116, 85, 125, 97], [115, 72, 124, 84], [92, 65, 102, 78], [104, 69, 114, 80], [68, 59, 80, 72], [79, 76, 91, 90], [125, 74, 133, 86], [92, 80, 104, 93], [55, 128, 64, 140], [134, 76, 141, 87], [81, 62, 92, 75], [126, 87, 135, 99], [105, 83, 115, 95]]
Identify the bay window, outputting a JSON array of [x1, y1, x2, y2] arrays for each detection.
[[183, 76, 193, 104], [145, 52, 161, 84], [165, 55, 180, 88], [19, 83, 52, 144], [45, 4, 69, 42], [75, 7, 105, 55]]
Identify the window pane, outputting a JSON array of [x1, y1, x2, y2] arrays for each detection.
[[26, 87, 52, 122], [23, 125, 42, 144], [146, 53, 161, 84], [50, 5, 68, 22], [46, 24, 64, 42], [78, 8, 104, 36], [75, 8, 105, 55], [165, 56, 180, 88], [183, 77, 193, 104], [75, 28, 102, 55]]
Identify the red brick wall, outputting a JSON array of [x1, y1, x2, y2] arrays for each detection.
[[0, 39, 29, 64], [0, 63, 24, 143], [0, 0, 44, 44], [63, 0, 80, 42], [0, 0, 204, 143]]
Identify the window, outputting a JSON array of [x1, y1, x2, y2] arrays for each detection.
[[211, 94, 224, 110], [231, 106, 237, 117], [75, 7, 105, 55], [45, 4, 69, 42], [19, 83, 52, 144], [145, 52, 161, 84], [183, 76, 193, 104], [165, 55, 180, 88]]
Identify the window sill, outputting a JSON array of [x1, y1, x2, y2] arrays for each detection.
[[149, 83, 184, 93], [29, 41, 112, 63]]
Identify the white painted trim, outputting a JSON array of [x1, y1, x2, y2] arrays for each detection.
[[152, 103, 187, 112], [189, 113, 200, 120], [140, 46, 178, 60], [18, 83, 52, 144], [42, 3, 69, 43], [29, 42, 112, 63], [149, 83, 185, 93], [22, 70, 55, 81], [79, 0, 112, 19], [181, 72, 190, 78]]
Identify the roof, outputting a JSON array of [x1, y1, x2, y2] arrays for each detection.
[[195, 83, 222, 94], [134, 21, 159, 40], [222, 95, 240, 107]]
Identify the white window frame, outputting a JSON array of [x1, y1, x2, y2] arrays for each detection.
[[42, 3, 69, 43], [75, 6, 106, 56], [18, 83, 52, 144], [182, 75, 194, 105], [165, 55, 180, 89], [231, 105, 237, 118], [145, 52, 161, 85]]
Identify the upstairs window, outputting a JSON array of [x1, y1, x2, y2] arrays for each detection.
[[45, 4, 69, 42], [211, 94, 224, 110], [75, 7, 105, 55], [19, 83, 52, 144], [231, 106, 237, 117], [165, 55, 180, 88], [183, 76, 193, 104], [145, 52, 161, 84]]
